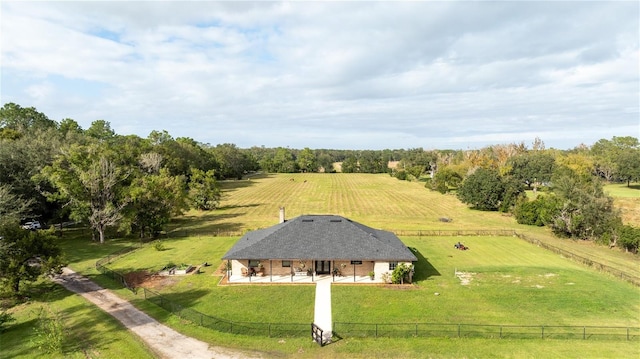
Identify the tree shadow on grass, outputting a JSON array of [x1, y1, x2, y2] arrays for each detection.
[[410, 247, 441, 282], [167, 212, 247, 237]]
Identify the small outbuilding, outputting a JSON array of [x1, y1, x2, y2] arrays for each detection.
[[222, 210, 417, 283]]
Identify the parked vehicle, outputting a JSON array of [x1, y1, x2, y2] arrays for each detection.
[[21, 221, 42, 230]]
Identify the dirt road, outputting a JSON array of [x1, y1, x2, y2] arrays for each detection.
[[53, 267, 262, 359]]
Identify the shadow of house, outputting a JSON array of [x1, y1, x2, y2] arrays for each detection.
[[410, 247, 441, 282]]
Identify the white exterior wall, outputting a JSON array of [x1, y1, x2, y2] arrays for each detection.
[[374, 261, 390, 280], [230, 259, 246, 276]]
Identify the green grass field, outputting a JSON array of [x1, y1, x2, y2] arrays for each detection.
[[1, 281, 155, 359], [3, 174, 639, 358]]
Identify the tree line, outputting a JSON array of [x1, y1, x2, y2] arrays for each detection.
[[423, 137, 639, 253]]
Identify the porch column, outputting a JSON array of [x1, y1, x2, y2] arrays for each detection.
[[353, 263, 356, 282], [270, 260, 273, 282]]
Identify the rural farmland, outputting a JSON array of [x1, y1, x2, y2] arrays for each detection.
[[55, 173, 640, 358]]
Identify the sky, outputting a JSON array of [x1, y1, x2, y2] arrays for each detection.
[[1, 1, 638, 150]]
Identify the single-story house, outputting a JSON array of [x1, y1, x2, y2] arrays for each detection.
[[222, 209, 417, 283]]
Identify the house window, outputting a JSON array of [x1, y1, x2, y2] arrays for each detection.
[[389, 261, 398, 270], [350, 260, 362, 265], [282, 260, 291, 267], [248, 260, 260, 267]]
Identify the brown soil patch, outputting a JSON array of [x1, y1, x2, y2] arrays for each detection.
[[139, 274, 180, 290], [124, 270, 151, 288]]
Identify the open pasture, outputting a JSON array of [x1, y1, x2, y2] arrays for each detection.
[[173, 173, 526, 233], [604, 183, 640, 226], [170, 174, 639, 279]]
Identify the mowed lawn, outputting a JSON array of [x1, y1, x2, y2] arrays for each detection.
[[335, 236, 639, 327], [107, 234, 640, 329]]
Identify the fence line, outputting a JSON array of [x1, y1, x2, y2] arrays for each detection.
[[161, 229, 246, 239], [513, 233, 640, 287], [95, 243, 143, 294], [389, 229, 516, 237], [333, 322, 640, 341], [142, 287, 309, 337]]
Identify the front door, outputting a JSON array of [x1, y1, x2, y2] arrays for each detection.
[[315, 260, 331, 274]]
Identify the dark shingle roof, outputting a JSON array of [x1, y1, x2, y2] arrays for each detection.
[[222, 215, 417, 261]]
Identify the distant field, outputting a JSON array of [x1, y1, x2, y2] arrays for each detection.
[[171, 173, 525, 233], [604, 183, 640, 226]]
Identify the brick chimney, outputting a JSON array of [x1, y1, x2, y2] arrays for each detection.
[[279, 207, 286, 223]]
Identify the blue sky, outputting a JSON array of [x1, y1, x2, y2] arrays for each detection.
[[1, 1, 638, 150]]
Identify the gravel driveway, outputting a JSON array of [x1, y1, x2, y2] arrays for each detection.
[[53, 267, 262, 359]]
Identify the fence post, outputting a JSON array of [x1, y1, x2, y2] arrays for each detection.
[[583, 326, 586, 340], [500, 326, 502, 339], [375, 324, 378, 338], [458, 324, 461, 338], [541, 326, 544, 339], [415, 323, 418, 337], [268, 323, 271, 337], [628, 327, 630, 341]]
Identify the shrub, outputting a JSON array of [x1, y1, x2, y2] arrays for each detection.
[[153, 241, 166, 251], [391, 263, 413, 284], [0, 310, 15, 332]]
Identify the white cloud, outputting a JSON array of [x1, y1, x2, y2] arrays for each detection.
[[1, 1, 638, 150]]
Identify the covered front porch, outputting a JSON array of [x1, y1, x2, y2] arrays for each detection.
[[227, 273, 384, 284], [226, 259, 390, 284]]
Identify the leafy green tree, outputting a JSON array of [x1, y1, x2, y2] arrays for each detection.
[[0, 128, 63, 220], [211, 143, 251, 179], [546, 171, 619, 240], [271, 147, 298, 173], [358, 150, 387, 173], [85, 120, 115, 141], [58, 118, 83, 137], [617, 225, 640, 253], [188, 168, 221, 210], [508, 152, 555, 189], [0, 103, 57, 133], [316, 152, 334, 173], [499, 175, 526, 212], [0, 184, 34, 225], [341, 156, 359, 173], [431, 167, 462, 193], [297, 147, 317, 173], [42, 144, 130, 243], [591, 136, 640, 182], [457, 168, 505, 211], [616, 149, 640, 186], [513, 195, 560, 226], [125, 168, 186, 238], [0, 225, 64, 293]]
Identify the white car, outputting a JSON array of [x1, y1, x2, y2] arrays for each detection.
[[21, 221, 42, 230]]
